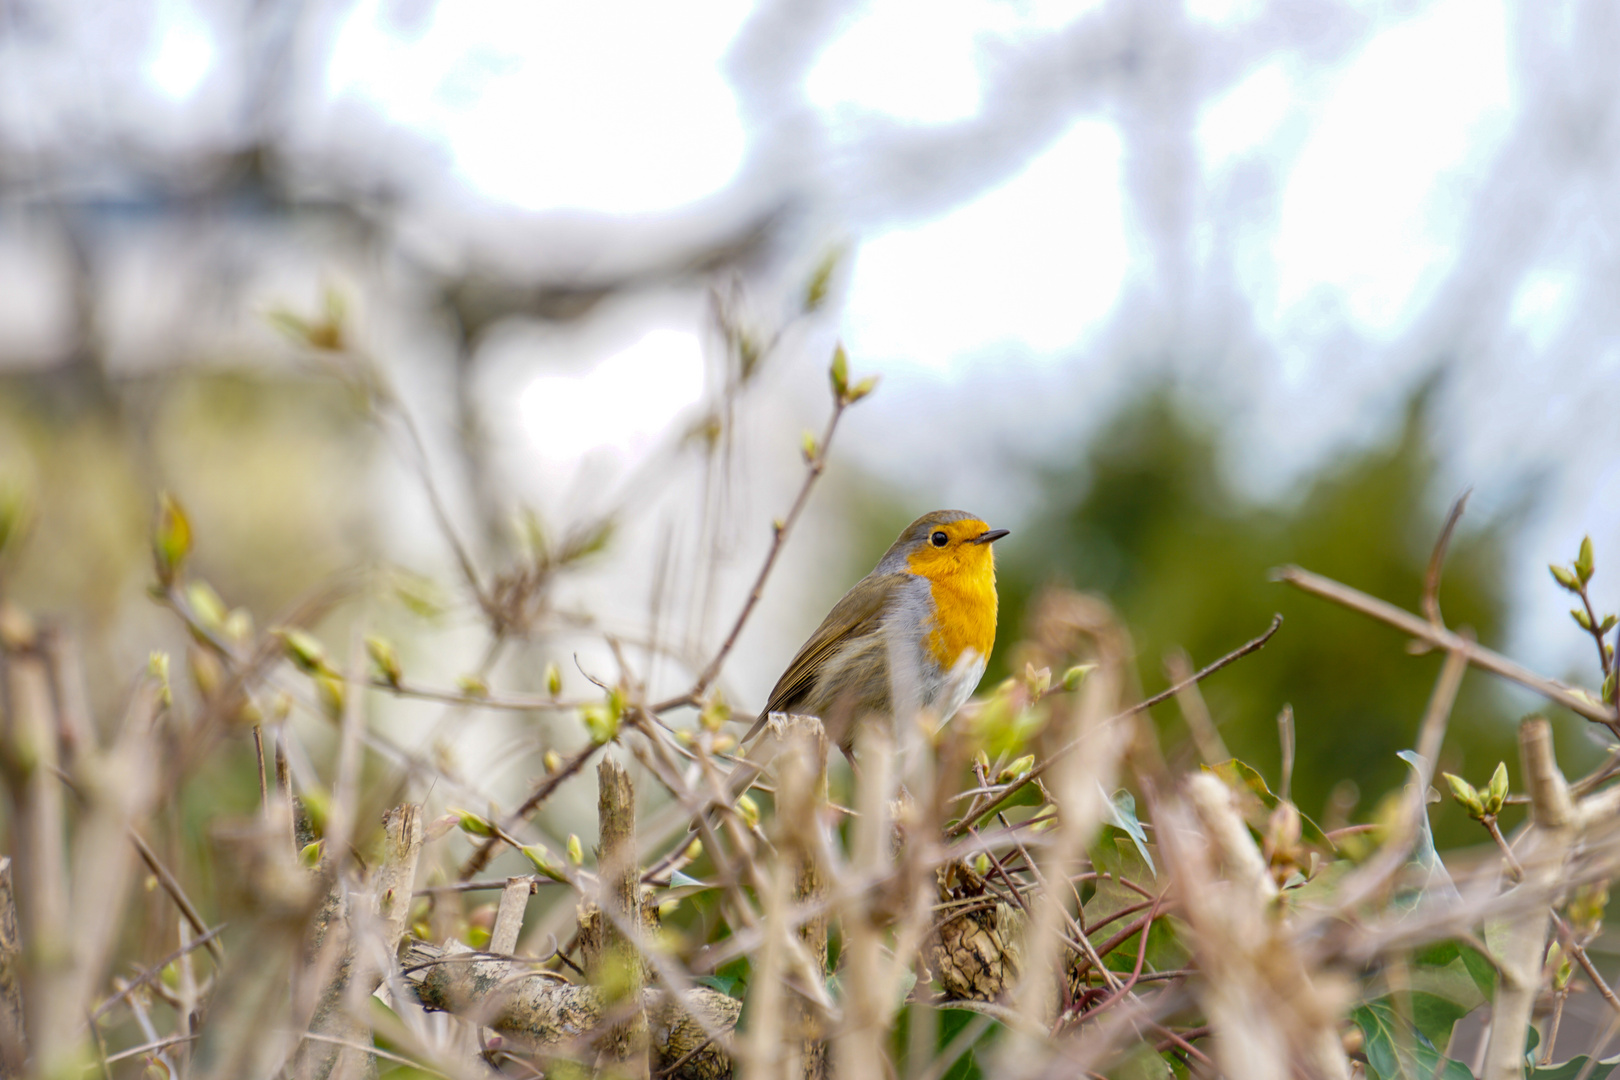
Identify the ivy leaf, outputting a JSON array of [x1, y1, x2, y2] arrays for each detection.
[[1352, 1001, 1472, 1080]]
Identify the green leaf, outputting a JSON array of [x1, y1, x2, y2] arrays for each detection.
[[1108, 789, 1156, 874], [1352, 1001, 1472, 1080], [1529, 1058, 1620, 1079]]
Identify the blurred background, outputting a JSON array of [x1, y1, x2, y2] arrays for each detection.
[[2, 0, 1619, 852]]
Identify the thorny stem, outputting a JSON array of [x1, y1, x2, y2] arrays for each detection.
[[948, 614, 1283, 837]]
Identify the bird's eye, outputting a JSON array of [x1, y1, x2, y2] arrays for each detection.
[[931, 530, 949, 547]]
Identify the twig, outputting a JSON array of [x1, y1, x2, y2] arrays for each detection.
[[458, 741, 606, 879], [948, 614, 1282, 837], [1275, 565, 1619, 728], [90, 923, 227, 1020], [129, 829, 225, 964], [654, 395, 849, 711], [1552, 911, 1620, 1016], [102, 1033, 199, 1066]]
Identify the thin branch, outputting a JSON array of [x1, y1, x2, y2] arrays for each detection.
[[90, 924, 227, 1020], [458, 740, 606, 879], [129, 829, 224, 964], [656, 395, 849, 711], [1275, 565, 1619, 728], [948, 614, 1282, 837]]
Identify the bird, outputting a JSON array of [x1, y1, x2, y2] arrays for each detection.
[[742, 509, 1009, 757]]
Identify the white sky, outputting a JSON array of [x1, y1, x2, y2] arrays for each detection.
[[133, 0, 1618, 677]]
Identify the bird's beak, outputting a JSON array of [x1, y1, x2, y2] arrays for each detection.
[[971, 528, 1010, 545]]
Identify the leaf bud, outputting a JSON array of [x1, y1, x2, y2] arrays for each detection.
[[1024, 663, 1051, 698], [998, 755, 1035, 784], [456, 673, 489, 698], [1061, 664, 1095, 691], [365, 635, 402, 688], [1573, 607, 1594, 631], [829, 343, 849, 398], [152, 492, 192, 587], [543, 749, 563, 774], [545, 662, 562, 697], [186, 581, 227, 634], [685, 838, 703, 862], [314, 672, 345, 721], [299, 841, 324, 869], [274, 628, 330, 675], [1485, 761, 1509, 815], [700, 693, 731, 733], [801, 429, 819, 463], [566, 834, 584, 866], [1551, 564, 1581, 592], [522, 845, 565, 882], [1576, 535, 1595, 584], [1442, 772, 1485, 819], [848, 375, 879, 403], [736, 793, 760, 830], [582, 705, 619, 746], [451, 808, 495, 838]]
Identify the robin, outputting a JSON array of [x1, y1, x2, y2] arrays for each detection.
[[743, 509, 1009, 756]]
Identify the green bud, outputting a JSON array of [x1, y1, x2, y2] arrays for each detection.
[[222, 608, 253, 645], [274, 628, 330, 675], [545, 662, 562, 697], [456, 673, 489, 698], [1442, 772, 1485, 819], [1604, 671, 1617, 704], [684, 838, 703, 861], [149, 651, 172, 706], [299, 841, 324, 869], [805, 250, 842, 312], [829, 343, 849, 398], [974, 748, 991, 772], [997, 755, 1036, 784], [1485, 761, 1509, 815], [185, 581, 227, 633], [543, 749, 563, 774], [314, 672, 345, 721], [1024, 663, 1051, 698], [451, 808, 495, 838], [736, 794, 760, 830], [1576, 536, 1595, 584], [700, 693, 731, 733], [522, 845, 565, 882], [847, 374, 879, 403], [566, 834, 584, 866], [365, 635, 402, 688], [1573, 607, 1594, 631], [1551, 564, 1581, 592], [1600, 614, 1618, 635], [973, 853, 990, 877], [801, 429, 818, 463], [152, 492, 192, 587], [583, 704, 619, 746], [1061, 664, 1095, 691]]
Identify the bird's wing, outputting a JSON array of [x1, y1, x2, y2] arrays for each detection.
[[743, 574, 897, 742]]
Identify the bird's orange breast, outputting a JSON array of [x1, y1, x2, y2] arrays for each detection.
[[907, 544, 999, 671]]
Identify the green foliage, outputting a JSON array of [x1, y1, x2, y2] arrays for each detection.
[[984, 388, 1529, 845]]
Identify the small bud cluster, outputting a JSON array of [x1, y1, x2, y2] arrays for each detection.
[[1441, 761, 1510, 820]]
